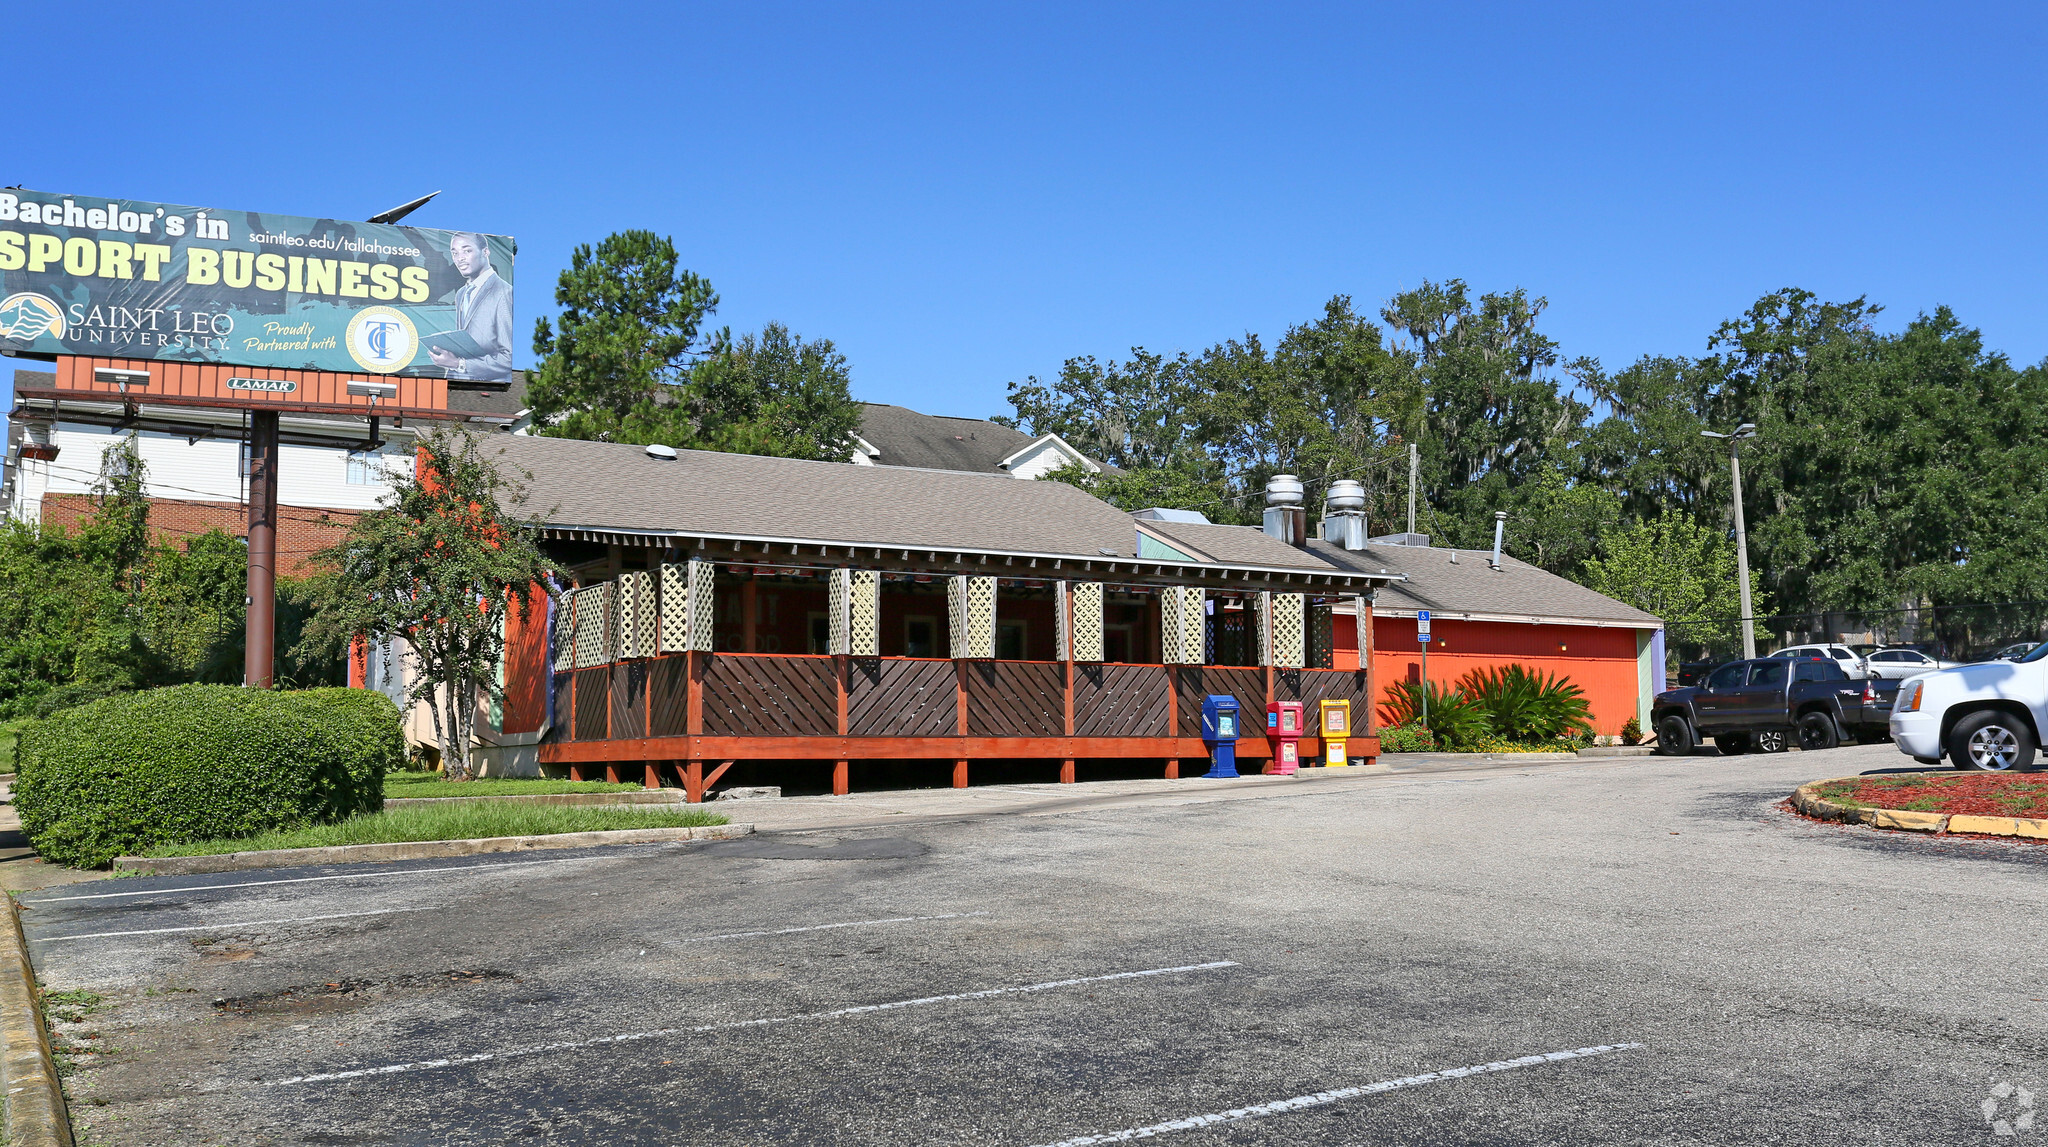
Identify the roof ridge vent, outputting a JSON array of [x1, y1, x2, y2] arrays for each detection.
[[645, 444, 677, 460]]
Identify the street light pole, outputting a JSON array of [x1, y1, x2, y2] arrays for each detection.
[[1702, 424, 1759, 659]]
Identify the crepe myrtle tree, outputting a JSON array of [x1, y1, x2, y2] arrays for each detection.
[[302, 428, 553, 781]]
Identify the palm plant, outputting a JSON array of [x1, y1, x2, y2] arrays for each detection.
[[1377, 679, 1492, 751], [1457, 664, 1593, 742]]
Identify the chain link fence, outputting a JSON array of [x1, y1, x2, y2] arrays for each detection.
[[1662, 602, 2048, 685]]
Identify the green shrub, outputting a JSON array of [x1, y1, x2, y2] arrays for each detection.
[[1457, 664, 1594, 742], [1376, 721, 1437, 753], [1621, 715, 1643, 743], [1377, 680, 1493, 751], [14, 684, 397, 868]]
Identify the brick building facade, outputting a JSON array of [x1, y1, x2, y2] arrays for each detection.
[[38, 494, 357, 578]]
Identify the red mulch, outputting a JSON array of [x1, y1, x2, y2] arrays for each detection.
[[1834, 773, 2048, 818]]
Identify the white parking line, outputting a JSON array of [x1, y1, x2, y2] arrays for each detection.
[[264, 960, 1240, 1086], [33, 907, 442, 942], [26, 856, 613, 904], [664, 912, 989, 944], [1028, 1042, 1646, 1146]]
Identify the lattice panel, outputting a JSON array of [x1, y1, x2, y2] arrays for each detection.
[[616, 571, 654, 659], [569, 585, 609, 669], [828, 568, 881, 656], [830, 569, 851, 654], [659, 562, 690, 652], [1161, 586, 1206, 664], [851, 569, 878, 655], [1307, 601, 1334, 669], [1272, 592, 1306, 669], [1255, 592, 1272, 667], [1054, 586, 1071, 658], [551, 595, 575, 671], [1071, 582, 1104, 662], [948, 575, 996, 660], [685, 560, 716, 651]]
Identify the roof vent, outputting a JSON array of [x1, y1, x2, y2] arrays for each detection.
[[645, 444, 677, 460], [1320, 479, 1368, 550], [1262, 474, 1307, 548]]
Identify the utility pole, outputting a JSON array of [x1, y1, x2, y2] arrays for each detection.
[[1407, 441, 1418, 537], [1701, 423, 1759, 659], [244, 412, 279, 688]]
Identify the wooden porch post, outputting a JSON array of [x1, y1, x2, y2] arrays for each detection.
[[1061, 581, 1076, 784], [1165, 667, 1179, 779], [836, 652, 852, 795], [955, 658, 970, 788], [685, 649, 706, 803]]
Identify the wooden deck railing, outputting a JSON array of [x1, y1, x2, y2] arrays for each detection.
[[541, 651, 1377, 797]]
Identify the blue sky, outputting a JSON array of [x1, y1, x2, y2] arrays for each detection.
[[14, 1, 2045, 420]]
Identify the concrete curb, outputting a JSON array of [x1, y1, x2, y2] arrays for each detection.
[[0, 893, 71, 1147], [108, 823, 754, 876], [385, 790, 689, 809], [1577, 746, 1657, 758], [1790, 779, 2048, 839], [1379, 751, 1581, 763]]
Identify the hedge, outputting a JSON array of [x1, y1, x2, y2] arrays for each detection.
[[14, 684, 398, 868]]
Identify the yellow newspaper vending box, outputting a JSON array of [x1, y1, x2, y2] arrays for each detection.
[[1318, 699, 1352, 767]]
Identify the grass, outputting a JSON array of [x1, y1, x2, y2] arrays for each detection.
[[140, 803, 729, 858], [383, 773, 652, 799]]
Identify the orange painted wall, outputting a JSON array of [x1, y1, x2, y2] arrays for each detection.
[[501, 587, 550, 735], [1335, 614, 1642, 736]]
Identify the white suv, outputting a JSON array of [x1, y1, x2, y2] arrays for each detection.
[[1770, 643, 1870, 679], [1890, 644, 2047, 771]]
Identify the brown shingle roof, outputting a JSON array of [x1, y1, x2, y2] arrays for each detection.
[[484, 434, 1349, 576], [853, 403, 1039, 472], [1306, 539, 1660, 627]]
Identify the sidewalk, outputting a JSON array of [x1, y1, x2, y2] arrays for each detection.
[[700, 749, 1598, 835]]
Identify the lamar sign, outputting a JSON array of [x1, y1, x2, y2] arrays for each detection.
[[0, 191, 514, 385]]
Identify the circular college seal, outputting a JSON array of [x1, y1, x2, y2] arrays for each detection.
[[345, 306, 419, 374], [0, 293, 66, 343]]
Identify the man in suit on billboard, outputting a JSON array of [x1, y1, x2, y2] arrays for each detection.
[[428, 231, 514, 384]]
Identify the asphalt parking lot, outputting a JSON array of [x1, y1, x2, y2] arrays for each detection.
[[21, 741, 2048, 1145]]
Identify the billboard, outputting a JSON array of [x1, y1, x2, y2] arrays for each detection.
[[0, 191, 514, 383]]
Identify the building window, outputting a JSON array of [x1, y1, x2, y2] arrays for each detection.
[[808, 612, 830, 654], [346, 448, 384, 486], [346, 445, 412, 486], [905, 616, 937, 658], [997, 620, 1027, 660]]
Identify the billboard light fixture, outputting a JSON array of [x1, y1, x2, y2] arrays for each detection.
[[347, 381, 398, 400], [94, 367, 150, 388]]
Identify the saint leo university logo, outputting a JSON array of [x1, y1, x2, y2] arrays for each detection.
[[345, 306, 418, 374], [0, 292, 65, 342]]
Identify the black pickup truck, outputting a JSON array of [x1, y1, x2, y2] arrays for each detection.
[[1653, 656, 1900, 755]]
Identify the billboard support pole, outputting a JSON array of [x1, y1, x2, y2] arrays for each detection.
[[244, 411, 279, 689]]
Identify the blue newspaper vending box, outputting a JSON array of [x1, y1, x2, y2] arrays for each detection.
[[1200, 695, 1241, 779]]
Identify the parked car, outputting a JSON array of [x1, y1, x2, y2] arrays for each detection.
[[1769, 643, 1872, 679], [1891, 643, 2048, 770], [1990, 642, 2040, 662], [1864, 647, 1956, 680], [1653, 656, 1894, 755], [1677, 659, 1718, 688]]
